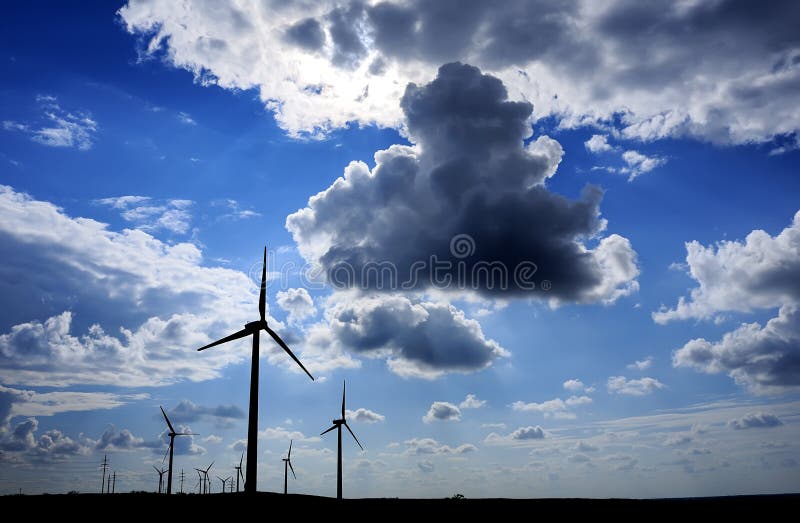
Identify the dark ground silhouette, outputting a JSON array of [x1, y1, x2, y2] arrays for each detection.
[[3, 492, 798, 516]]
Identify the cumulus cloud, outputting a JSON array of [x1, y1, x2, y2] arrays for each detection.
[[94, 196, 193, 234], [0, 184, 306, 387], [585, 134, 613, 153], [728, 412, 784, 430], [459, 394, 486, 409], [511, 395, 592, 419], [346, 407, 385, 424], [95, 425, 158, 451], [654, 211, 800, 324], [3, 95, 97, 150], [287, 63, 638, 304], [316, 293, 508, 379], [576, 441, 598, 452], [484, 426, 546, 445], [404, 437, 476, 455], [259, 426, 320, 443], [563, 379, 585, 392], [276, 288, 317, 324], [607, 376, 665, 396], [627, 357, 654, 371], [0, 417, 92, 462], [423, 402, 461, 423], [662, 211, 800, 394], [119, 1, 800, 145]]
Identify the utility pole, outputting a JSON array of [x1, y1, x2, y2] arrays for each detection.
[[112, 472, 116, 494], [100, 454, 109, 494], [180, 469, 185, 494]]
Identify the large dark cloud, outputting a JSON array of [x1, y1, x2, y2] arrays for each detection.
[[166, 400, 245, 428], [287, 63, 637, 302]]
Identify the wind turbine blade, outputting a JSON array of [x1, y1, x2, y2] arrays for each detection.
[[176, 432, 197, 436], [288, 460, 296, 480], [342, 380, 346, 419], [239, 451, 244, 468], [320, 425, 337, 436], [264, 324, 314, 381], [288, 439, 292, 459], [197, 328, 250, 351], [344, 422, 364, 451], [259, 246, 267, 322], [160, 406, 175, 434], [153, 465, 161, 473], [161, 445, 170, 464], [206, 460, 215, 472]]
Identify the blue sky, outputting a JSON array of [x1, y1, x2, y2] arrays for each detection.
[[1, 1, 799, 497]]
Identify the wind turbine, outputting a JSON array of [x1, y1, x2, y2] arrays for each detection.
[[195, 470, 203, 494], [217, 476, 231, 493], [321, 381, 363, 500], [282, 439, 296, 495], [153, 466, 166, 494], [160, 406, 197, 495], [197, 247, 314, 494], [200, 461, 214, 494], [233, 452, 244, 493]]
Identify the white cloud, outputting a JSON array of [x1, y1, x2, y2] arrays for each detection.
[[480, 423, 506, 430], [3, 95, 97, 150], [0, 384, 139, 419], [258, 426, 320, 443], [404, 437, 476, 455], [276, 288, 316, 325], [423, 402, 461, 423], [0, 184, 308, 387], [585, 134, 613, 153], [118, 1, 800, 145], [511, 395, 592, 419], [660, 211, 800, 394], [607, 376, 665, 396], [95, 196, 193, 234], [563, 379, 585, 392], [459, 394, 486, 409], [203, 434, 223, 444], [346, 408, 385, 424], [627, 357, 654, 371], [620, 150, 666, 181], [655, 211, 800, 324], [213, 199, 262, 221]]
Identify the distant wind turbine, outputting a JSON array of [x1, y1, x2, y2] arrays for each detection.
[[234, 452, 244, 493], [321, 381, 364, 500], [197, 247, 314, 494], [217, 476, 231, 493], [160, 405, 197, 495], [153, 466, 166, 494], [282, 439, 296, 495]]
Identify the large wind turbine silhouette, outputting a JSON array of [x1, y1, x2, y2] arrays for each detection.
[[160, 406, 196, 495], [282, 439, 295, 495], [197, 247, 314, 493], [321, 381, 363, 500]]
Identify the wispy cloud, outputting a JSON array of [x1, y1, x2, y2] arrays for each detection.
[[3, 95, 97, 150]]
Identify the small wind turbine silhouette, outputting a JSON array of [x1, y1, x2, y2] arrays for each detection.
[[197, 247, 314, 493], [194, 461, 213, 494], [153, 465, 166, 494], [217, 476, 231, 493], [321, 381, 363, 500], [234, 452, 244, 493], [282, 439, 296, 495], [160, 406, 196, 495]]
